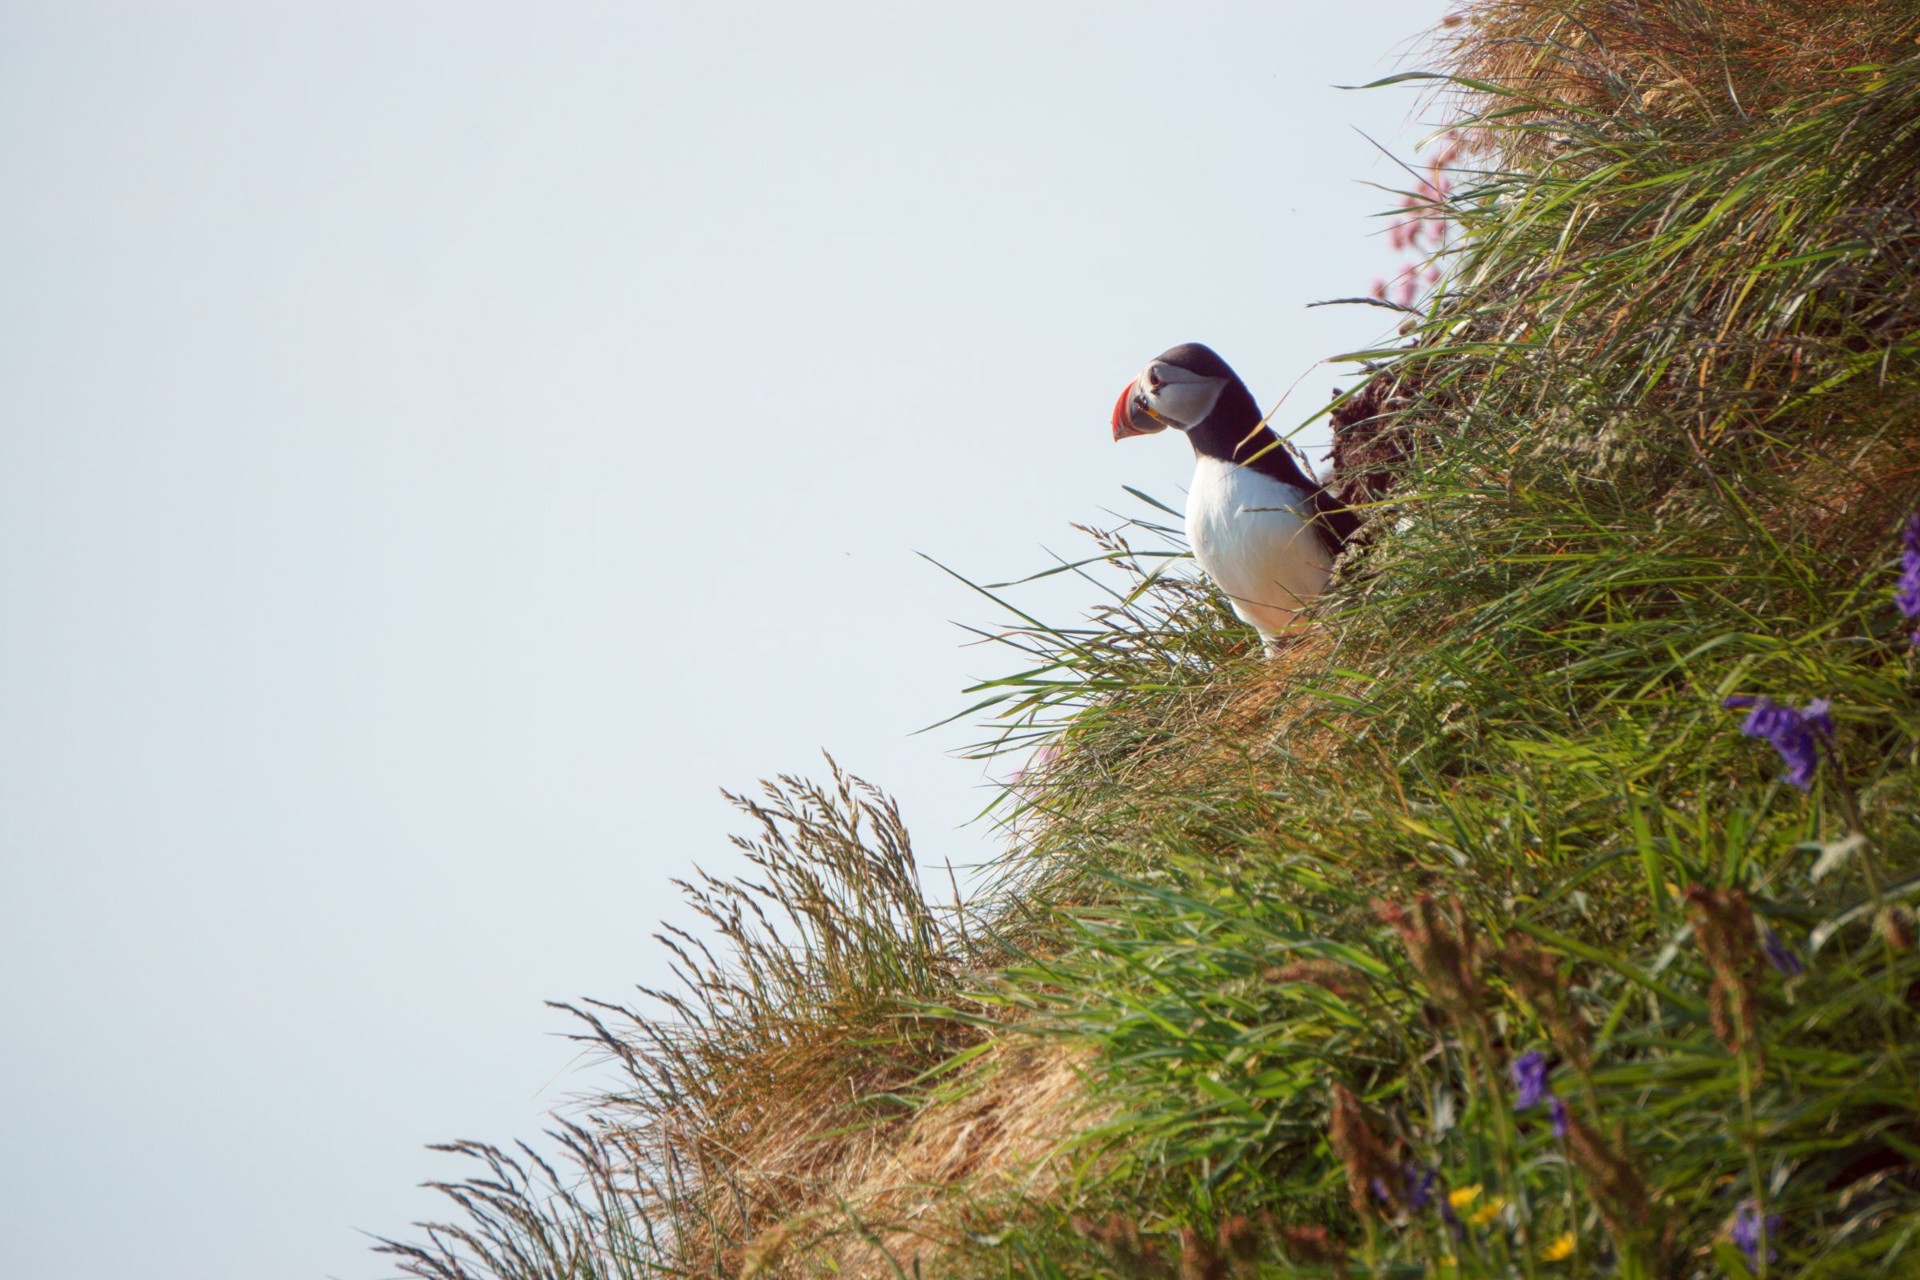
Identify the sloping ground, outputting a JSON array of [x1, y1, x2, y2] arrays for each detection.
[[381, 3, 1920, 1278], [733, 1037, 1100, 1277]]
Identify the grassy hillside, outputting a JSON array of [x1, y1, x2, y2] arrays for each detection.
[[380, 2, 1920, 1276]]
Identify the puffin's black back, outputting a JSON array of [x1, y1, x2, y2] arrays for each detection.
[[1158, 341, 1360, 555]]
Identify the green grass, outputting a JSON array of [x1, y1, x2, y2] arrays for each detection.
[[378, 3, 1920, 1276]]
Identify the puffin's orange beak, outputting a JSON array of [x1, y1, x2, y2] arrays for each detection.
[[1112, 383, 1152, 440]]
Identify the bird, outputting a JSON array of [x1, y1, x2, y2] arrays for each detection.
[[1110, 342, 1357, 650]]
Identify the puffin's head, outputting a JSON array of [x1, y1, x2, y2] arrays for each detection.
[[1111, 342, 1240, 441]]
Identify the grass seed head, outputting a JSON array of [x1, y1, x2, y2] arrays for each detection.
[[1263, 959, 1369, 1000], [740, 1219, 796, 1279], [1073, 1213, 1167, 1280], [1328, 1083, 1401, 1217], [1563, 1113, 1656, 1251], [1375, 897, 1486, 1029], [1178, 1225, 1227, 1280], [1215, 1214, 1261, 1267], [1277, 1224, 1349, 1276], [1497, 932, 1591, 1072], [1685, 886, 1764, 1060]]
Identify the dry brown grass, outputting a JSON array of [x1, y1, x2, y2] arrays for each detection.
[[1442, 0, 1920, 143], [999, 623, 1393, 892], [725, 1035, 1100, 1280]]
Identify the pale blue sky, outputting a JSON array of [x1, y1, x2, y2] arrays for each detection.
[[0, 3, 1445, 1276]]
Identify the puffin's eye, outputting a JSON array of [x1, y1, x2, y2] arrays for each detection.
[[1146, 368, 1164, 389]]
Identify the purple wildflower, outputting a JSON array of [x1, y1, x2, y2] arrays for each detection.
[[1510, 1050, 1551, 1109], [1761, 926, 1804, 978], [1731, 1200, 1781, 1266], [1723, 695, 1833, 790], [1375, 1164, 1437, 1211], [1405, 1164, 1437, 1212], [1896, 514, 1920, 640], [1511, 1050, 1573, 1138]]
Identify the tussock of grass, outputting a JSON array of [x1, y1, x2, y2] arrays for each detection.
[[378, 762, 993, 1278], [380, 2, 1920, 1277]]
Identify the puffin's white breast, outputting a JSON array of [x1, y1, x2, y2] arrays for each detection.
[[1184, 456, 1331, 638]]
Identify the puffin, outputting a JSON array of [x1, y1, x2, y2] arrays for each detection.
[[1111, 342, 1357, 649]]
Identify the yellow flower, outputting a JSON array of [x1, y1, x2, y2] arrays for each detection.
[[1466, 1196, 1506, 1228], [1539, 1231, 1576, 1262], [1448, 1184, 1482, 1210]]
